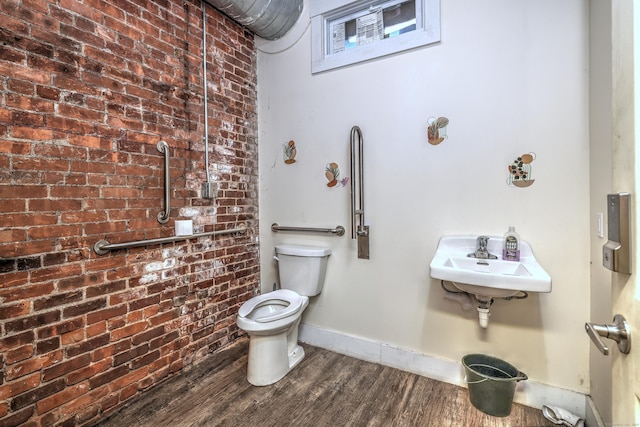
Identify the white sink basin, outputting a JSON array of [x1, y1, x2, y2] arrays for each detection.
[[429, 235, 551, 298]]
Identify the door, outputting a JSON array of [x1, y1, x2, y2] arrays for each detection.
[[609, 0, 639, 423]]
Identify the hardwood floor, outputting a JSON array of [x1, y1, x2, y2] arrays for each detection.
[[94, 339, 555, 427]]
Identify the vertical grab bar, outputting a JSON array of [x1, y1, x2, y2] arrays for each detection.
[[350, 126, 363, 239], [350, 126, 370, 259], [157, 141, 170, 224]]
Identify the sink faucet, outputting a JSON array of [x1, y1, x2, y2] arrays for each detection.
[[467, 236, 498, 259]]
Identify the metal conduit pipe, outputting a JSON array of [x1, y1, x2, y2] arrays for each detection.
[[204, 0, 303, 40], [202, 1, 211, 184]]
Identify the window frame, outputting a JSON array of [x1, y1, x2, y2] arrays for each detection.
[[310, 0, 441, 74]]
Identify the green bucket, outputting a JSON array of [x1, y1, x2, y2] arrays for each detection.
[[462, 354, 528, 417]]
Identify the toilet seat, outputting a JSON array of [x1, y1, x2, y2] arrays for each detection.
[[238, 289, 304, 323]]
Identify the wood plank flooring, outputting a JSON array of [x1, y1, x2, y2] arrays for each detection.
[[93, 339, 555, 427]]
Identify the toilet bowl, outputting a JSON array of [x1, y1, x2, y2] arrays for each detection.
[[236, 244, 331, 386], [237, 289, 309, 386], [237, 289, 308, 335]]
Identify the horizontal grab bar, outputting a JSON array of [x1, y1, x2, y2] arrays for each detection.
[[94, 227, 247, 255], [271, 223, 345, 236]]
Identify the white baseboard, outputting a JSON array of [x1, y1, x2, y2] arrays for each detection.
[[299, 323, 587, 418]]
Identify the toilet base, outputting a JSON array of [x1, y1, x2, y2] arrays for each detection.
[[289, 343, 305, 373], [246, 328, 305, 386]]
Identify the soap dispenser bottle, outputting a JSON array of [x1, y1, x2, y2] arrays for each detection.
[[503, 226, 520, 261]]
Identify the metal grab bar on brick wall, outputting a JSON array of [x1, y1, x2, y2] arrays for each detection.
[[93, 227, 247, 255], [157, 141, 171, 224], [271, 223, 345, 236]]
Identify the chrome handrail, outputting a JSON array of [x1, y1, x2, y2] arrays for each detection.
[[157, 141, 170, 224], [350, 126, 364, 239], [271, 223, 345, 236], [93, 227, 246, 255], [350, 126, 370, 259]]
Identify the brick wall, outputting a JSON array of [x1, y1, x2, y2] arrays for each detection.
[[0, 0, 259, 425]]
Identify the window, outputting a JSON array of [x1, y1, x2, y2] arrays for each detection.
[[310, 0, 440, 73]]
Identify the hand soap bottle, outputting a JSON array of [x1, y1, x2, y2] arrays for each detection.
[[503, 226, 520, 261]]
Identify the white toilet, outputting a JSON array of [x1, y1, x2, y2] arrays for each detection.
[[236, 244, 331, 386]]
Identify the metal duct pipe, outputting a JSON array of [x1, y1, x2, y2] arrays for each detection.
[[204, 0, 303, 40]]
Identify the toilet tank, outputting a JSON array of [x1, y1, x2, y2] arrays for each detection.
[[275, 244, 331, 296]]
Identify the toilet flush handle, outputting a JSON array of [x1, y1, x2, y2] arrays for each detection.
[[273, 256, 279, 262]]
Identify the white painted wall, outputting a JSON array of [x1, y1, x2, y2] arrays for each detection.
[[257, 0, 590, 394]]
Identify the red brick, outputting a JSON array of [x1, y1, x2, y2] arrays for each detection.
[[58, 385, 110, 418], [66, 333, 109, 358], [111, 321, 147, 341], [109, 288, 146, 305], [113, 343, 149, 366], [69, 160, 115, 175], [0, 184, 47, 198], [111, 366, 148, 390], [36, 85, 61, 100], [37, 317, 84, 340], [88, 365, 128, 389], [0, 60, 49, 84], [143, 304, 160, 318], [149, 354, 172, 373], [6, 344, 34, 364], [46, 115, 95, 134], [0, 46, 26, 62], [128, 294, 160, 311], [85, 280, 126, 298], [91, 340, 131, 363], [62, 298, 107, 318], [148, 308, 179, 326], [42, 354, 91, 381], [0, 241, 54, 258], [5, 310, 61, 334], [33, 290, 83, 311], [0, 213, 58, 227], [36, 382, 89, 414], [130, 350, 160, 370], [67, 134, 106, 149], [28, 263, 83, 283], [0, 373, 40, 400], [67, 358, 112, 385], [119, 383, 138, 401], [28, 225, 83, 241], [57, 103, 103, 121], [86, 321, 107, 338], [10, 126, 57, 141], [101, 187, 142, 198], [42, 252, 66, 267], [6, 93, 56, 114], [6, 350, 63, 381], [0, 407, 34, 426], [57, 273, 102, 291], [36, 336, 60, 355], [86, 304, 127, 325], [0, 301, 30, 320], [60, 328, 84, 346]]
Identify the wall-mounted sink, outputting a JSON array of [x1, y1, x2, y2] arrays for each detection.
[[429, 235, 552, 298], [430, 235, 551, 328]]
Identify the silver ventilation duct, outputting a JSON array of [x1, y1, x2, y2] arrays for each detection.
[[205, 0, 303, 40]]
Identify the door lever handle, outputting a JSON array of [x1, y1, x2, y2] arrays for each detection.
[[585, 314, 631, 355]]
